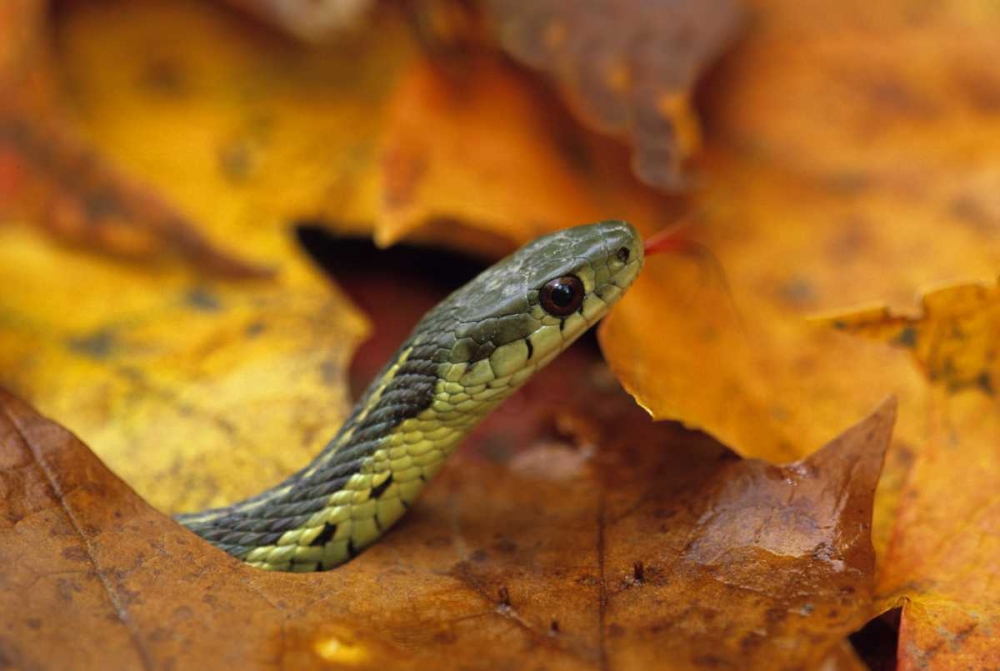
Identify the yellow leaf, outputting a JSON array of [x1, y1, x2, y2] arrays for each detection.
[[819, 277, 1000, 393], [0, 220, 367, 513]]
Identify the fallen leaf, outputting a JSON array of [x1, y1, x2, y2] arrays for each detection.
[[0, 1, 266, 277], [483, 0, 743, 189], [818, 279, 1000, 670], [887, 387, 1000, 671], [0, 107, 270, 276], [52, 0, 680, 258], [598, 0, 1000, 545], [0, 225, 368, 513], [592, 2, 1000, 665], [0, 365, 894, 670], [3, 0, 995, 667], [47, 0, 430, 258], [820, 277, 1000, 394], [376, 54, 677, 248], [221, 0, 374, 42]]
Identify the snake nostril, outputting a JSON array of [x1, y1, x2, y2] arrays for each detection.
[[616, 246, 630, 263]]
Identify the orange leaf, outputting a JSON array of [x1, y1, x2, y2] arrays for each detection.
[[818, 279, 1000, 669], [376, 54, 677, 249]]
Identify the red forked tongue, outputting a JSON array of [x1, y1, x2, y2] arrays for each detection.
[[643, 219, 695, 257], [641, 218, 747, 334]]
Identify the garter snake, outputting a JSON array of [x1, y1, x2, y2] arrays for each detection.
[[178, 221, 644, 571]]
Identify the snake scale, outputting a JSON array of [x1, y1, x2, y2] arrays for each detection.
[[178, 221, 644, 571]]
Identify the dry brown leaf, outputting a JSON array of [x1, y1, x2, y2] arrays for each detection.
[[0, 370, 893, 669], [484, 0, 743, 189]]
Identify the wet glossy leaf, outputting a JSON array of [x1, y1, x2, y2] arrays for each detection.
[[0, 0, 995, 667], [593, 1, 1000, 665], [599, 0, 1000, 542]]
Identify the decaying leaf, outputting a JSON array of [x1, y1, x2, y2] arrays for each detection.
[[591, 2, 1000, 664], [0, 359, 893, 669], [484, 0, 743, 189], [599, 0, 1000, 543], [46, 0, 422, 254], [1, 0, 996, 666], [886, 387, 1000, 671], [0, 107, 271, 276], [818, 279, 1000, 670]]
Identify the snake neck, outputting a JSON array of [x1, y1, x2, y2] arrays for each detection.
[[177, 221, 644, 572], [177, 330, 538, 572]]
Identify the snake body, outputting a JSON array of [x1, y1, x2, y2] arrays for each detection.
[[178, 221, 644, 571]]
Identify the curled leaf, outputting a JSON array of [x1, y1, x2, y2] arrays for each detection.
[[484, 0, 743, 189]]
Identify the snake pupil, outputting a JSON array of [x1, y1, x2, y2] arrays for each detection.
[[540, 275, 584, 316], [551, 284, 573, 306], [617, 246, 630, 263]]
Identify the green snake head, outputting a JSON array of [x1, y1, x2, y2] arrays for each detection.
[[179, 220, 645, 571], [420, 219, 645, 386]]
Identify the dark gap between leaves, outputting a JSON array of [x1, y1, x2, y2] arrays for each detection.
[[294, 222, 601, 400], [848, 606, 901, 671]]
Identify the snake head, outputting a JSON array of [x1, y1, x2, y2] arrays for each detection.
[[424, 220, 644, 387]]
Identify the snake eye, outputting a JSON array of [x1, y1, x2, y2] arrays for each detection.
[[540, 275, 585, 316], [616, 246, 630, 263]]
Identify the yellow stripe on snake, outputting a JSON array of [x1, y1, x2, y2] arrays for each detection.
[[178, 221, 644, 571]]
